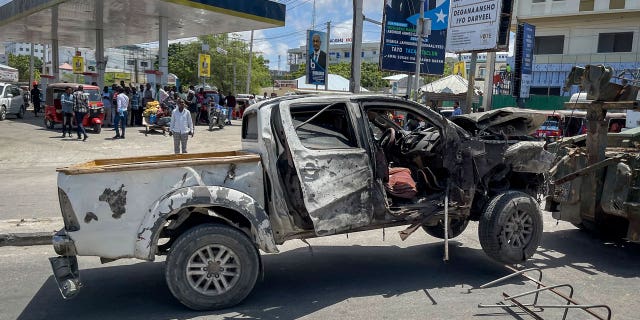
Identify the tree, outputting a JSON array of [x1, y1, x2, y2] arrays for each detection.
[[7, 54, 43, 82]]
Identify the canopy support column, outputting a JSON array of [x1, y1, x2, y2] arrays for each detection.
[[159, 16, 169, 86], [51, 5, 59, 81], [96, 0, 105, 89]]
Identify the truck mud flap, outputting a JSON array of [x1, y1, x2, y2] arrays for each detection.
[[49, 256, 82, 299]]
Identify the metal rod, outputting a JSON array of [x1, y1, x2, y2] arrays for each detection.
[[502, 293, 544, 320], [443, 179, 449, 261], [473, 268, 543, 291], [505, 283, 574, 301]]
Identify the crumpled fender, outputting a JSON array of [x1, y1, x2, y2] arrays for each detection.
[[134, 186, 277, 260], [504, 141, 555, 173]]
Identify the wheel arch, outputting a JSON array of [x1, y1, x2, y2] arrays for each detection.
[[135, 186, 278, 260]]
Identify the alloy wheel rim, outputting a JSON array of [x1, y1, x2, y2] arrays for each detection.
[[186, 244, 241, 296], [501, 209, 534, 249]]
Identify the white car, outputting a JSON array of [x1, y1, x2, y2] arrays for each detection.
[[0, 83, 26, 120]]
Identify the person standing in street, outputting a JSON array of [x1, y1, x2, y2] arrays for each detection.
[[452, 101, 462, 116], [143, 83, 154, 107], [187, 86, 198, 125], [102, 86, 113, 127], [113, 87, 129, 139], [30, 83, 41, 117], [130, 88, 141, 126], [169, 99, 194, 154], [73, 85, 89, 141], [60, 86, 74, 138], [226, 92, 236, 123]]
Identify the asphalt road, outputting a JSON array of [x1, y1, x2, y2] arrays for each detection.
[[1, 110, 639, 320]]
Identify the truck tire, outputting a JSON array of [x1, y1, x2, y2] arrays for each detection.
[[165, 223, 260, 310], [422, 218, 469, 239], [478, 191, 542, 265], [0, 106, 6, 121]]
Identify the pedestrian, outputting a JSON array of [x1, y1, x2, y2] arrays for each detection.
[[187, 86, 198, 125], [102, 86, 112, 126], [452, 101, 462, 116], [60, 86, 74, 138], [73, 85, 89, 141], [130, 88, 141, 126], [226, 92, 236, 123], [30, 82, 41, 117], [143, 83, 154, 107], [113, 87, 129, 139], [169, 99, 194, 154]]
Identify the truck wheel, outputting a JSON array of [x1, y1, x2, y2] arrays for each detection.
[[17, 105, 25, 119], [165, 223, 260, 310], [478, 191, 542, 265], [422, 218, 469, 239], [0, 106, 6, 121]]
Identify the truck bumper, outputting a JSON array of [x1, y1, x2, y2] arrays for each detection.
[[49, 229, 82, 299]]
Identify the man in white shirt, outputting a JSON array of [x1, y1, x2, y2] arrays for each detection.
[[114, 87, 130, 139], [169, 99, 194, 154]]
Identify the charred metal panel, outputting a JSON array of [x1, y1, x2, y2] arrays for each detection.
[[135, 185, 277, 260], [98, 184, 127, 219], [601, 163, 632, 217], [278, 100, 374, 235], [504, 141, 554, 173], [57, 159, 265, 259]]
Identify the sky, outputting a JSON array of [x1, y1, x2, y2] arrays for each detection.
[[237, 0, 389, 71]]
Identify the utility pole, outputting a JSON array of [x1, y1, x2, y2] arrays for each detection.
[[29, 43, 34, 86], [350, 0, 363, 93], [246, 30, 254, 94], [312, 0, 316, 30], [482, 52, 496, 111], [233, 63, 237, 94], [466, 52, 477, 113], [413, 0, 425, 102], [325, 21, 330, 91]]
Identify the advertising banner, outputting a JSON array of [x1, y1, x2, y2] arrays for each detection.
[[72, 56, 84, 74], [306, 30, 328, 85], [453, 61, 466, 78], [380, 0, 449, 75], [198, 54, 211, 78], [514, 23, 535, 98], [446, 0, 503, 52]]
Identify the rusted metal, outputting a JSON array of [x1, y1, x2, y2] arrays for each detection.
[[473, 265, 612, 320]]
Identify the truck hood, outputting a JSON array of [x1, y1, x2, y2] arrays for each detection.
[[451, 107, 548, 136]]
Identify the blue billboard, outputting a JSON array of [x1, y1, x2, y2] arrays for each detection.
[[306, 30, 328, 85], [517, 23, 535, 98], [380, 0, 449, 75]]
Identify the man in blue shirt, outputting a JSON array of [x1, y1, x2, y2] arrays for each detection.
[[60, 86, 74, 137], [452, 101, 463, 116]]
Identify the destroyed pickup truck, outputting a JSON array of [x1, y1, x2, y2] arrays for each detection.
[[50, 95, 552, 310]]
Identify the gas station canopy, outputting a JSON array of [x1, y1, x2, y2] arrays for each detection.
[[0, 0, 286, 47]]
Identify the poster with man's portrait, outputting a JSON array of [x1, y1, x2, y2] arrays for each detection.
[[306, 30, 327, 85]]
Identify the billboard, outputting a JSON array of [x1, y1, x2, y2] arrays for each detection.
[[453, 61, 466, 78], [72, 56, 84, 74], [446, 0, 513, 52], [513, 23, 535, 98], [198, 54, 211, 78], [306, 30, 328, 85], [380, 0, 449, 75]]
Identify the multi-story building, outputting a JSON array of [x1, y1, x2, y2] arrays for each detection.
[[288, 42, 380, 72], [460, 52, 511, 79], [513, 0, 640, 95], [4, 42, 45, 59]]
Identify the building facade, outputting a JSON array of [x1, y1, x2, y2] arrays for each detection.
[[514, 0, 640, 95], [288, 42, 380, 72]]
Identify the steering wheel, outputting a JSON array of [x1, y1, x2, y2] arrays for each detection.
[[379, 128, 396, 152]]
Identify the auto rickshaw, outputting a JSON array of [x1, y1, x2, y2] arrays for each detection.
[[44, 83, 104, 133]]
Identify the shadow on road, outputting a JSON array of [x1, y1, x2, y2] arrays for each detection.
[[531, 228, 640, 278], [18, 242, 511, 320]]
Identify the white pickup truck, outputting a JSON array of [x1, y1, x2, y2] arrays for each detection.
[[50, 95, 552, 310]]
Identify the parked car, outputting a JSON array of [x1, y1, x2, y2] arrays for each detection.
[[533, 110, 626, 141], [0, 83, 26, 120], [50, 95, 552, 310]]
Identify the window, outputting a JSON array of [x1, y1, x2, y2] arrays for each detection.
[[290, 103, 357, 149], [534, 35, 564, 54], [361, 52, 365, 57], [609, 0, 624, 9], [579, 0, 594, 11], [140, 61, 149, 67], [126, 59, 135, 66], [598, 32, 633, 53], [345, 52, 350, 58], [19, 48, 23, 51], [242, 112, 258, 140], [373, 51, 377, 55], [532, 0, 545, 3]]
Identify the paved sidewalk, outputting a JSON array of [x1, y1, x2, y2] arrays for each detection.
[[0, 218, 62, 247]]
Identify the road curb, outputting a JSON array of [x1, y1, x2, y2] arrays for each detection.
[[0, 232, 53, 247], [0, 218, 61, 247]]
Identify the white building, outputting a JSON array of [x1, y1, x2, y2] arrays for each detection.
[[288, 42, 380, 72], [4, 42, 45, 59], [514, 0, 640, 95], [460, 52, 511, 79]]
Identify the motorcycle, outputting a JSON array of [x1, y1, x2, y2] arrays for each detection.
[[208, 103, 226, 130]]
